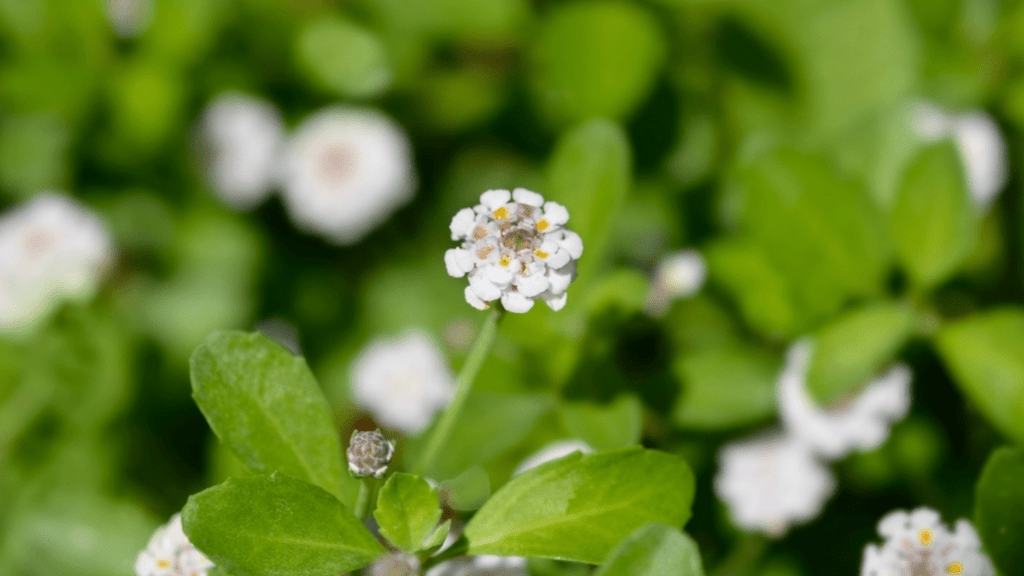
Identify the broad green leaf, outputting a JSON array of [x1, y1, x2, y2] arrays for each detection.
[[439, 466, 491, 511], [705, 238, 803, 339], [734, 148, 890, 321], [529, 0, 665, 126], [411, 391, 552, 480], [296, 16, 392, 99], [560, 395, 642, 451], [594, 523, 704, 576], [891, 143, 978, 289], [190, 331, 357, 506], [463, 448, 695, 564], [545, 119, 631, 286], [672, 345, 778, 430], [806, 302, 917, 403], [183, 474, 385, 576], [975, 446, 1024, 576], [373, 473, 443, 553], [935, 310, 1024, 444]]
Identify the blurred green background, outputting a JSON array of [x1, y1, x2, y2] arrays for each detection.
[[3, 0, 1024, 574]]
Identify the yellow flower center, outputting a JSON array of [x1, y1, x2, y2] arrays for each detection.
[[499, 254, 512, 267], [534, 248, 549, 259], [536, 218, 550, 231], [156, 558, 173, 569], [477, 246, 494, 259], [946, 562, 963, 574], [918, 528, 934, 546], [493, 206, 510, 220]]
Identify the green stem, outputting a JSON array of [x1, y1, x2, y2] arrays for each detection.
[[710, 534, 768, 576], [414, 306, 504, 475], [353, 477, 378, 520]]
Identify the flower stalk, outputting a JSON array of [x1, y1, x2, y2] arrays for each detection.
[[414, 306, 504, 475]]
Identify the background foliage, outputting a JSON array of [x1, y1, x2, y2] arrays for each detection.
[[3, 0, 1024, 574]]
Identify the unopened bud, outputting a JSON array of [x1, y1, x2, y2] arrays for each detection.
[[346, 429, 395, 478]]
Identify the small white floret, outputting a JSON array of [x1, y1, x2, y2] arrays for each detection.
[[134, 514, 215, 576]]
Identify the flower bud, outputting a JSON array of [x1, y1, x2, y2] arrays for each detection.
[[346, 429, 395, 478]]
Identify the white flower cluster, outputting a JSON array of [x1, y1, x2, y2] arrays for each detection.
[[645, 249, 707, 317], [200, 95, 415, 244], [0, 194, 114, 333], [350, 330, 455, 434], [911, 102, 1008, 212], [135, 514, 215, 576], [445, 189, 582, 313], [861, 508, 994, 576], [714, 339, 912, 537], [426, 555, 529, 576]]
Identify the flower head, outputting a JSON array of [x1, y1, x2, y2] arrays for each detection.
[[350, 330, 455, 434], [861, 508, 994, 576], [0, 193, 113, 333], [346, 429, 396, 478], [714, 433, 836, 537], [200, 92, 284, 210], [445, 188, 582, 313], [134, 514, 215, 576], [279, 106, 415, 244], [645, 249, 707, 316], [778, 339, 912, 461]]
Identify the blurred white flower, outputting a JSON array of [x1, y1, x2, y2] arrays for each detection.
[[0, 193, 113, 333], [350, 330, 455, 434], [426, 555, 529, 576], [513, 439, 593, 476], [861, 507, 994, 576], [445, 188, 582, 313], [104, 0, 154, 38], [279, 106, 415, 244], [200, 92, 284, 210], [910, 103, 1008, 211], [714, 433, 836, 538], [368, 553, 420, 576], [645, 249, 707, 316], [778, 339, 912, 460], [134, 514, 214, 576]]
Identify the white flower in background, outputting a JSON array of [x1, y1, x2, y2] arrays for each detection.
[[445, 189, 582, 313], [513, 439, 593, 476], [200, 92, 284, 210], [367, 552, 420, 576], [910, 103, 1008, 211], [426, 555, 529, 576], [350, 330, 455, 434], [645, 249, 707, 317], [279, 106, 415, 244], [135, 514, 215, 576], [714, 433, 836, 537], [778, 339, 912, 461], [0, 194, 113, 333], [104, 0, 154, 38], [861, 507, 994, 576]]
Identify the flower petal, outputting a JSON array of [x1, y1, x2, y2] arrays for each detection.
[[444, 249, 473, 278], [556, 230, 583, 259], [480, 189, 512, 209], [464, 286, 491, 310], [501, 291, 535, 313], [512, 188, 544, 207], [516, 273, 550, 297], [449, 208, 477, 240], [469, 273, 503, 301], [543, 291, 568, 311], [541, 201, 569, 226]]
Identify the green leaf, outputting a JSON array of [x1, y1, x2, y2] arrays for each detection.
[[411, 391, 552, 480], [705, 238, 803, 339], [734, 148, 890, 321], [975, 446, 1024, 576], [421, 519, 452, 554], [463, 447, 695, 564], [891, 143, 978, 289], [190, 330, 357, 507], [182, 474, 385, 576], [373, 473, 443, 553], [806, 302, 917, 403], [935, 310, 1024, 444], [439, 466, 491, 511], [545, 119, 631, 285], [296, 16, 392, 99], [560, 395, 642, 451], [529, 0, 666, 126], [672, 345, 778, 430], [594, 523, 704, 576]]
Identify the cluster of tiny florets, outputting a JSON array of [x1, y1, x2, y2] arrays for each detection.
[[445, 189, 582, 313], [861, 508, 994, 576], [346, 429, 395, 478]]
